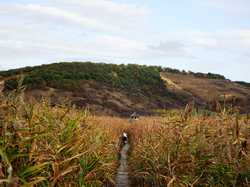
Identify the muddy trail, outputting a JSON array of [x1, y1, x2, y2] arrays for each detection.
[[115, 134, 130, 187]]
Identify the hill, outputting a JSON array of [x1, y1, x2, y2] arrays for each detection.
[[0, 62, 183, 116], [1, 62, 250, 115], [160, 70, 250, 113]]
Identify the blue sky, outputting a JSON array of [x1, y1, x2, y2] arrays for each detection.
[[1, 0, 250, 81]]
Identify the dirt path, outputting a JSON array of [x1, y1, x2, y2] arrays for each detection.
[[160, 74, 182, 90], [115, 142, 130, 187]]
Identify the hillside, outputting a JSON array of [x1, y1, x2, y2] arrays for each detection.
[[160, 71, 250, 113], [1, 62, 250, 115], [0, 62, 183, 116]]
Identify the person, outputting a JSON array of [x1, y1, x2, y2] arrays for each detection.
[[121, 112, 140, 144], [121, 132, 128, 144], [129, 112, 139, 123]]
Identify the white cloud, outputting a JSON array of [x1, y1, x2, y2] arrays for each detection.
[[57, 0, 150, 30], [1, 21, 250, 66], [149, 41, 192, 58], [0, 0, 152, 69], [60, 0, 149, 18], [0, 1, 149, 33], [0, 4, 116, 32], [148, 29, 250, 60], [26, 4, 112, 31], [0, 22, 148, 62]]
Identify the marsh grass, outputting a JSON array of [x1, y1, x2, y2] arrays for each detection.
[[0, 89, 249, 186], [129, 110, 250, 186], [0, 90, 118, 186]]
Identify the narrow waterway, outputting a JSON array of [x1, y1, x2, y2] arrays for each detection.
[[115, 142, 130, 187]]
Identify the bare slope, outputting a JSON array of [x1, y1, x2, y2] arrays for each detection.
[[161, 72, 250, 112]]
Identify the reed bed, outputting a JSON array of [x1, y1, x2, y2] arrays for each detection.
[[129, 111, 250, 186], [0, 91, 118, 186], [0, 89, 249, 186]]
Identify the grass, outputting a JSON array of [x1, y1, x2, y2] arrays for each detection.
[[0, 89, 250, 186], [128, 110, 250, 186], [0, 89, 118, 186]]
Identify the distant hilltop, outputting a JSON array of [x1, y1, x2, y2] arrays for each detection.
[[1, 62, 250, 115]]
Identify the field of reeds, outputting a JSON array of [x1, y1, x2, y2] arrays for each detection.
[[0, 88, 120, 186], [0, 88, 250, 186], [128, 110, 250, 186]]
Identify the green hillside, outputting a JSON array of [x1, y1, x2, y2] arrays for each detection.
[[1, 62, 166, 95]]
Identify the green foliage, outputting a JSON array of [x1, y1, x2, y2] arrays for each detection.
[[2, 62, 167, 95], [0, 90, 116, 186], [78, 154, 101, 187], [129, 111, 250, 186], [196, 157, 236, 186], [0, 66, 33, 78], [193, 72, 226, 80], [235, 81, 250, 88], [3, 79, 18, 90], [163, 67, 226, 80]]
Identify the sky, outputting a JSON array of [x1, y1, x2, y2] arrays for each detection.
[[1, 0, 250, 81]]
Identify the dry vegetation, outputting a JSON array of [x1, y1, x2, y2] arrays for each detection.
[[0, 88, 119, 186], [161, 72, 250, 104], [129, 110, 250, 186], [0, 88, 250, 186]]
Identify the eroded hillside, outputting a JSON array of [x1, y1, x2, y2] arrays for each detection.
[[161, 71, 250, 112]]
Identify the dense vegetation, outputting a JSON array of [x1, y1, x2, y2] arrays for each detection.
[[162, 67, 226, 80], [129, 109, 250, 186], [235, 81, 250, 88], [0, 90, 249, 186], [0, 89, 118, 186], [1, 62, 166, 95]]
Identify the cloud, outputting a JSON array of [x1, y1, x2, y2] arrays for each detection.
[[0, 0, 152, 68], [1, 21, 250, 66], [149, 41, 192, 58], [147, 29, 250, 60], [0, 1, 149, 33], [26, 4, 113, 31], [0, 22, 148, 62], [60, 0, 149, 18], [66, 0, 150, 30], [0, 4, 116, 32]]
